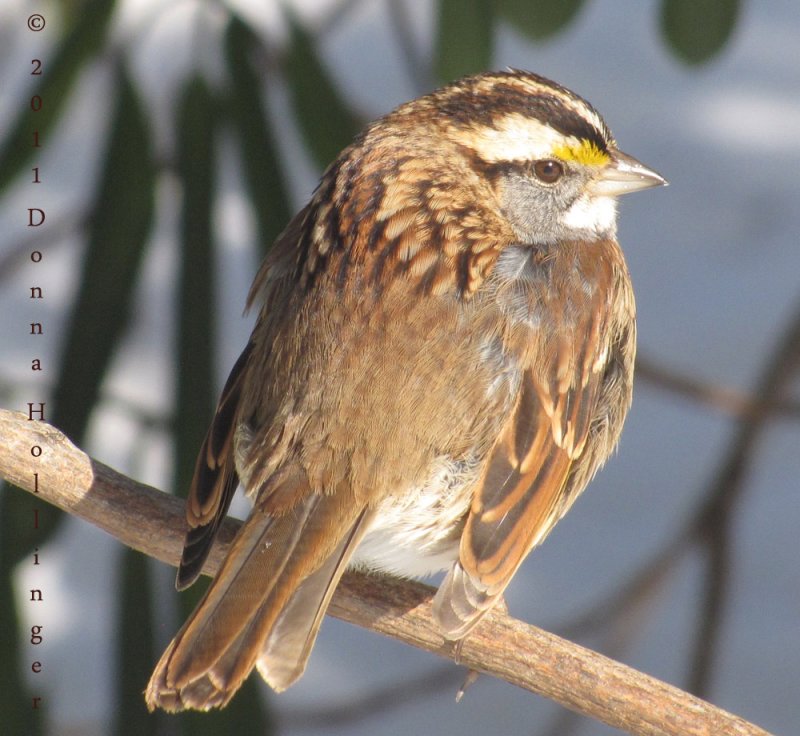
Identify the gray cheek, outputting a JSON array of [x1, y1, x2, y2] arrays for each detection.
[[499, 173, 578, 245]]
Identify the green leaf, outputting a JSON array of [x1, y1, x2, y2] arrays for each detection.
[[435, 0, 494, 82], [661, 0, 739, 65], [499, 0, 585, 41], [50, 65, 155, 444], [224, 16, 292, 255], [112, 550, 161, 736], [174, 76, 217, 497], [0, 0, 117, 193], [283, 11, 360, 169]]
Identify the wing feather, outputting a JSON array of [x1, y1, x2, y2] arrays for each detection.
[[177, 342, 254, 590], [434, 300, 610, 638]]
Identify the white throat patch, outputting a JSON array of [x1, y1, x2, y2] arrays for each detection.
[[562, 193, 618, 236]]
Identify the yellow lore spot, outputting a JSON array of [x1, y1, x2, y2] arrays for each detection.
[[552, 139, 609, 166]]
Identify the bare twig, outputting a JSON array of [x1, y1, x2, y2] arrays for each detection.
[[556, 308, 800, 700], [0, 409, 773, 736], [685, 302, 800, 695], [636, 354, 800, 420]]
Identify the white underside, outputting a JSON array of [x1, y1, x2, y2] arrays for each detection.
[[349, 457, 476, 578]]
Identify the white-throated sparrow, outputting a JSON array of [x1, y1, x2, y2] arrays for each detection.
[[146, 69, 666, 712]]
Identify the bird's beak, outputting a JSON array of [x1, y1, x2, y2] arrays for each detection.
[[589, 150, 668, 197]]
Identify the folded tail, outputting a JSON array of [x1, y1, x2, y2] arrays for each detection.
[[146, 489, 372, 711]]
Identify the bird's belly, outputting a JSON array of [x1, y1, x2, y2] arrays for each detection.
[[349, 456, 478, 578]]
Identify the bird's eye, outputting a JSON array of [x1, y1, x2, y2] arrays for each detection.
[[533, 159, 564, 184]]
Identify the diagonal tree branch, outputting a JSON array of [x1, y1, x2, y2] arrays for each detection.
[[0, 408, 772, 736], [636, 354, 800, 420]]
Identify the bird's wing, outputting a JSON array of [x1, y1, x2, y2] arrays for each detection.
[[434, 299, 611, 638], [176, 341, 253, 590]]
